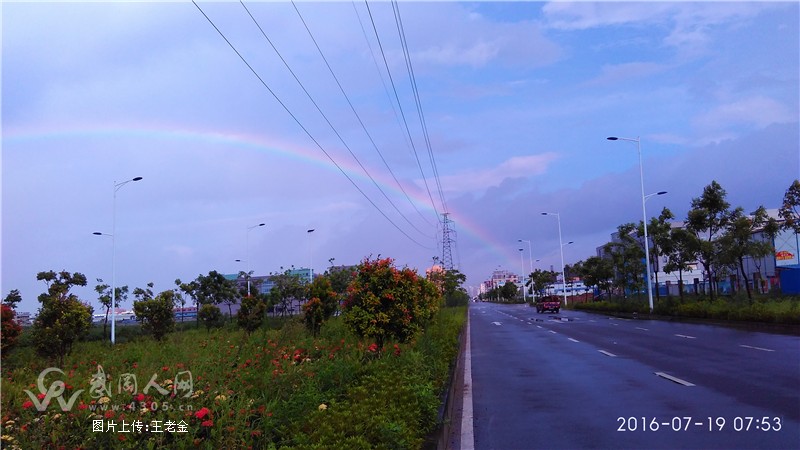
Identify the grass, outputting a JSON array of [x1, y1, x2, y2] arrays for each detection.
[[1, 307, 466, 449]]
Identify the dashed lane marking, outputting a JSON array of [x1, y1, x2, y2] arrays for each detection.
[[675, 334, 696, 339], [655, 372, 695, 386], [598, 350, 617, 357], [740, 344, 775, 352], [567, 338, 580, 343]]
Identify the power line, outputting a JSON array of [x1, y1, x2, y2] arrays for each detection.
[[391, 0, 448, 214], [238, 0, 434, 241], [192, 1, 434, 250], [363, 0, 441, 221], [289, 0, 436, 228]]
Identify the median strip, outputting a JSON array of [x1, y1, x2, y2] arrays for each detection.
[[655, 372, 695, 386]]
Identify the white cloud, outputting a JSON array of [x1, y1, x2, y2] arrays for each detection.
[[693, 96, 797, 132], [436, 153, 559, 195], [584, 62, 670, 86]]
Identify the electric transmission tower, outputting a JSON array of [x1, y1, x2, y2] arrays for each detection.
[[441, 212, 456, 271]]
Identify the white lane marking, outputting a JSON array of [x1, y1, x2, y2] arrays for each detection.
[[461, 314, 474, 449], [635, 327, 649, 331], [491, 322, 502, 326], [589, 320, 597, 323], [675, 334, 696, 339], [612, 323, 619, 326], [536, 325, 543, 329], [655, 372, 695, 386], [549, 330, 557, 334], [568, 338, 580, 343], [740, 344, 775, 352], [598, 350, 617, 357]]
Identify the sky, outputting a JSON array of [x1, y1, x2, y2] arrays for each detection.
[[2, 1, 799, 313]]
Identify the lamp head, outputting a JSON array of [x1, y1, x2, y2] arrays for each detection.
[[606, 137, 619, 141], [132, 177, 143, 181]]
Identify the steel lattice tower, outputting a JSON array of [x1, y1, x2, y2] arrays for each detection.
[[441, 212, 456, 270]]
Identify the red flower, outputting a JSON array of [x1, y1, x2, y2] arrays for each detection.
[[78, 402, 88, 410], [201, 420, 213, 427], [22, 400, 33, 409], [135, 393, 145, 402], [195, 407, 211, 420], [368, 343, 378, 352], [37, 393, 46, 400], [104, 410, 115, 419]]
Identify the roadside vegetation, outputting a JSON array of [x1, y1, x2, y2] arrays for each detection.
[[0, 257, 468, 449]]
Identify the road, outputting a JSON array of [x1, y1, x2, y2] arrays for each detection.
[[457, 301, 800, 450]]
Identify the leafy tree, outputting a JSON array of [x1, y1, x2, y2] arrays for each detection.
[[199, 304, 224, 331], [1, 304, 22, 356], [663, 227, 696, 300], [500, 281, 519, 301], [440, 269, 468, 307], [343, 257, 440, 351], [133, 282, 155, 301], [94, 279, 129, 339], [3, 289, 22, 310], [526, 269, 557, 297], [175, 278, 200, 325], [639, 207, 674, 302], [237, 294, 267, 334], [685, 180, 732, 301], [31, 271, 93, 365], [303, 276, 338, 336], [269, 270, 305, 318], [195, 271, 240, 320], [779, 179, 800, 233], [326, 266, 356, 297], [604, 223, 645, 297], [718, 206, 776, 302], [580, 256, 614, 298], [133, 290, 176, 340]]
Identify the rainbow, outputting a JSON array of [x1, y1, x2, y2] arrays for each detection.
[[4, 123, 521, 268]]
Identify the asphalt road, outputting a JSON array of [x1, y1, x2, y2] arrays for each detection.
[[464, 302, 800, 450]]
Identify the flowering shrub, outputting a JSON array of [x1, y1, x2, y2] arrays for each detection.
[[343, 257, 441, 350], [303, 277, 338, 336], [0, 304, 22, 355]]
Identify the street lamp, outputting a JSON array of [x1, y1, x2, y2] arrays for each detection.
[[518, 248, 526, 302], [241, 223, 266, 297], [519, 239, 534, 301], [93, 176, 142, 345], [541, 212, 569, 307], [607, 136, 662, 313], [307, 229, 315, 284]]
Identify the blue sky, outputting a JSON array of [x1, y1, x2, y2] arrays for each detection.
[[3, 1, 798, 313]]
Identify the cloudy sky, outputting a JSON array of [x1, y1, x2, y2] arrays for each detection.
[[3, 1, 798, 313]]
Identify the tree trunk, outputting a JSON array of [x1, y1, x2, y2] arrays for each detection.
[[738, 257, 753, 302]]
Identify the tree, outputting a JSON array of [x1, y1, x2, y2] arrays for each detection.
[[133, 290, 176, 340], [500, 281, 519, 301], [638, 207, 674, 303], [195, 271, 240, 320], [663, 227, 696, 300], [779, 179, 800, 233], [31, 271, 93, 365], [269, 271, 305, 318], [175, 278, 199, 326], [343, 257, 440, 351], [685, 180, 732, 301], [1, 304, 22, 356], [440, 269, 469, 307], [580, 256, 614, 298], [199, 304, 224, 331], [133, 282, 155, 301], [94, 279, 129, 339], [3, 289, 22, 310], [326, 266, 355, 297], [303, 276, 338, 336], [526, 269, 557, 297], [604, 223, 645, 298], [717, 206, 775, 302], [237, 294, 267, 334]]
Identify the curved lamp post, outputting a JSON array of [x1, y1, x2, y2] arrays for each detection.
[[93, 176, 142, 345], [607, 135, 665, 313], [541, 212, 570, 306]]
